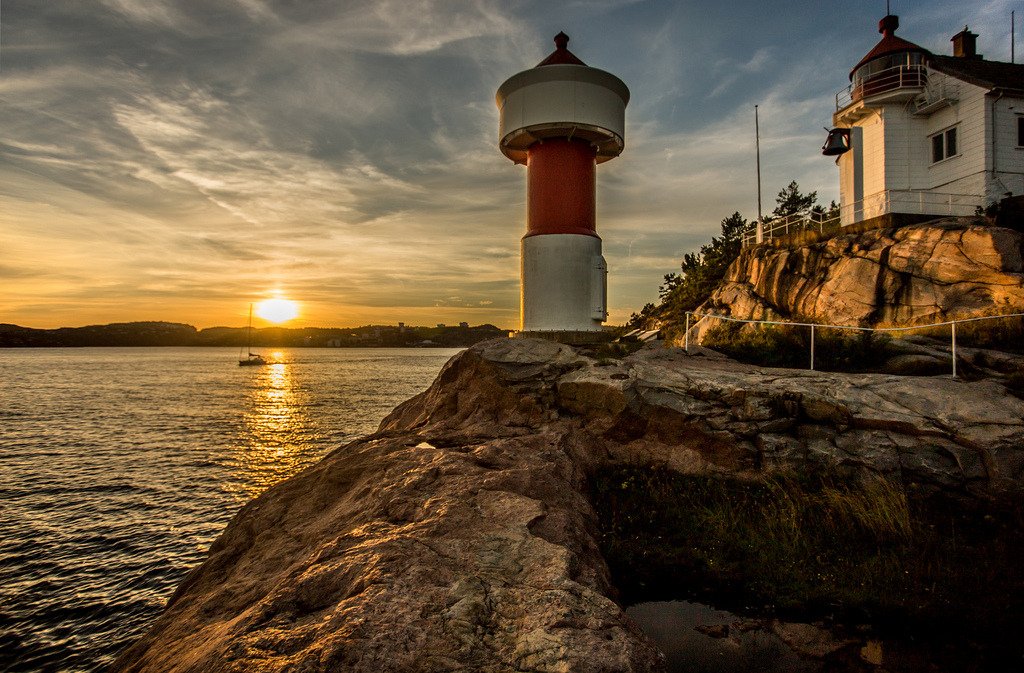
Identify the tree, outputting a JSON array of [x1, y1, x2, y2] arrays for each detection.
[[656, 211, 748, 317], [626, 302, 657, 329], [659, 273, 681, 299], [719, 211, 747, 243], [772, 180, 818, 218]]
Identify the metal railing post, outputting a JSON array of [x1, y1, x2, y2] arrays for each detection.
[[810, 325, 815, 371], [684, 313, 690, 353], [951, 321, 957, 378]]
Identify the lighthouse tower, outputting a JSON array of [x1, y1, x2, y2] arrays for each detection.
[[496, 32, 629, 337]]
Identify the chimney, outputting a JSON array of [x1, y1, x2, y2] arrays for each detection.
[[952, 26, 980, 59]]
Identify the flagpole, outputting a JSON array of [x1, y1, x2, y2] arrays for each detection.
[[755, 105, 763, 244]]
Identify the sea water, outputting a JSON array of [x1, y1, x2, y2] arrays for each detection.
[[0, 347, 461, 673]]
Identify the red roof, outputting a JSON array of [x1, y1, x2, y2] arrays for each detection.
[[536, 31, 587, 67], [850, 15, 930, 79]]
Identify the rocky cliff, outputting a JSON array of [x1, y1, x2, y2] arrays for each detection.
[[698, 220, 1024, 335], [111, 339, 1024, 672]]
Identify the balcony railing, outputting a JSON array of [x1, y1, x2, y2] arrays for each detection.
[[835, 64, 928, 111]]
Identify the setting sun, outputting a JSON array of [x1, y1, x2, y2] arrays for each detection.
[[255, 298, 299, 323]]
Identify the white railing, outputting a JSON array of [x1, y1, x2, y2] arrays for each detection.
[[913, 76, 960, 114], [740, 211, 840, 247], [740, 190, 988, 246], [682, 311, 1024, 379], [838, 190, 985, 226], [835, 64, 928, 111]]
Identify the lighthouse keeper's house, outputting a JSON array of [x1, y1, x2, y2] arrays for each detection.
[[830, 14, 1024, 226]]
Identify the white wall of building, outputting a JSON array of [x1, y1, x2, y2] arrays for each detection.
[[880, 106, 915, 191], [992, 94, 1024, 200], [836, 111, 887, 223], [861, 114, 886, 197], [918, 71, 988, 196]]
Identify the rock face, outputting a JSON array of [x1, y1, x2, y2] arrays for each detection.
[[698, 220, 1024, 336], [112, 339, 1024, 673]]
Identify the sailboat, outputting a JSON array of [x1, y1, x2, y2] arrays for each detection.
[[238, 304, 267, 367]]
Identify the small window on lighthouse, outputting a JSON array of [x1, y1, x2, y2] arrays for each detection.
[[1017, 116, 1024, 147], [930, 126, 959, 163]]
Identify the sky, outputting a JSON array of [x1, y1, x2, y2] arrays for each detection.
[[1, 0, 1020, 329]]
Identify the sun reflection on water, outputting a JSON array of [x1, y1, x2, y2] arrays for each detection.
[[233, 355, 318, 499]]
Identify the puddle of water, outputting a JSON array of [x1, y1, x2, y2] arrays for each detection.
[[626, 601, 821, 673]]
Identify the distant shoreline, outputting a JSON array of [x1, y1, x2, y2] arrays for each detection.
[[0, 321, 509, 349], [0, 344, 467, 349]]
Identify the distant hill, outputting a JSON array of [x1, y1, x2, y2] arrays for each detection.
[[0, 322, 199, 347], [0, 322, 509, 348]]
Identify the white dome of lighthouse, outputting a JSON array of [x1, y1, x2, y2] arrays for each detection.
[[496, 33, 629, 165]]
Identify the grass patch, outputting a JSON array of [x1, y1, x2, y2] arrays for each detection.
[[583, 341, 644, 361], [1005, 369, 1024, 399], [592, 466, 1024, 644], [702, 316, 1024, 372], [702, 322, 897, 372]]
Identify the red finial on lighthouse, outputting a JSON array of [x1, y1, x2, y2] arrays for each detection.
[[536, 31, 586, 66]]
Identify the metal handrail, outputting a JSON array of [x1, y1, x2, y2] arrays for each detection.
[[682, 311, 1024, 378], [740, 211, 840, 247], [740, 190, 987, 246], [837, 189, 985, 227]]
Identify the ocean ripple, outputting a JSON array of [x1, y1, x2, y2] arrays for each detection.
[[0, 347, 459, 673]]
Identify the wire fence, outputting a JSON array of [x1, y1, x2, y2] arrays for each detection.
[[683, 311, 1024, 378]]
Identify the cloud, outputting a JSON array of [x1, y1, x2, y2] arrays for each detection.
[[740, 47, 773, 74], [272, 0, 521, 57], [98, 0, 186, 28], [0, 0, 993, 328]]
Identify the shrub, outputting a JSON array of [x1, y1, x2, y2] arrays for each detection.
[[702, 322, 896, 372], [953, 315, 1024, 353]]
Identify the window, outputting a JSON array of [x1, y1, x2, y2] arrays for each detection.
[[1018, 116, 1024, 147], [931, 126, 958, 163]]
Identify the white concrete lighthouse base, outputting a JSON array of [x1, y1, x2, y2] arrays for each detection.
[[521, 233, 607, 332]]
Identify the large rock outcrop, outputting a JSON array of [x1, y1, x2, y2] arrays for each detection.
[[698, 220, 1024, 336], [112, 339, 1024, 672]]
